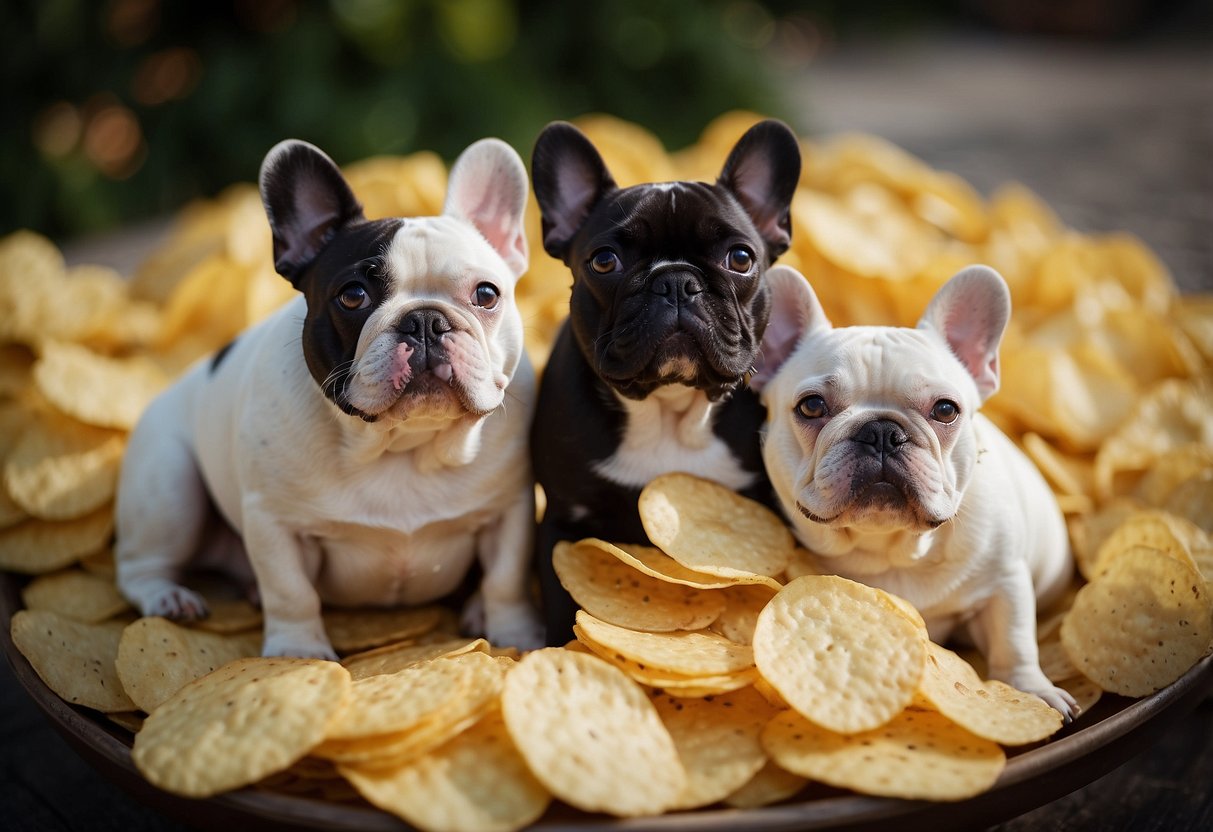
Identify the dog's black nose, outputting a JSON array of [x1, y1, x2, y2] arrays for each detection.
[[854, 419, 908, 456], [398, 308, 452, 342], [650, 270, 703, 303]]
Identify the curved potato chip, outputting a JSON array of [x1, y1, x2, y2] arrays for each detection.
[[753, 576, 926, 734], [575, 610, 754, 676], [1133, 444, 1213, 507], [341, 637, 487, 680], [3, 410, 125, 520], [708, 584, 776, 645], [590, 539, 742, 589], [639, 473, 792, 580], [133, 657, 351, 797], [723, 760, 808, 809], [554, 540, 725, 632], [762, 708, 1005, 802], [501, 648, 685, 816], [323, 655, 472, 741], [575, 635, 759, 697], [1164, 475, 1213, 534], [1061, 551, 1212, 697], [322, 605, 445, 653], [916, 642, 1062, 745], [21, 568, 129, 623], [34, 342, 168, 430], [0, 504, 114, 574], [11, 609, 134, 712]]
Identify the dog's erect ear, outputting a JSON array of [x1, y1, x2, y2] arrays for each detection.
[[531, 122, 617, 261], [259, 140, 364, 284], [445, 138, 530, 279], [918, 265, 1011, 402], [751, 266, 830, 393], [718, 120, 801, 261]]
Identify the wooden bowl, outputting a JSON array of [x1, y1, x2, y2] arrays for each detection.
[[3, 572, 1210, 831]]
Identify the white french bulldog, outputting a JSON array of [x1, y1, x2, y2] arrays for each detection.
[[115, 137, 543, 659], [754, 264, 1077, 718]]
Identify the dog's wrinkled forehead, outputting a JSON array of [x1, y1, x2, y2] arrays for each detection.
[[383, 215, 516, 296], [580, 181, 759, 257]]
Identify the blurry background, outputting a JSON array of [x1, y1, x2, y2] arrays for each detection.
[[4, 0, 1211, 292]]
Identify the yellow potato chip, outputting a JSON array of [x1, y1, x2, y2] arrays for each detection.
[[916, 642, 1062, 745], [1164, 475, 1213, 534], [575, 610, 754, 676], [1060, 551, 1213, 697], [573, 633, 759, 696], [341, 637, 488, 680], [0, 503, 114, 574], [1094, 520, 1201, 578], [186, 596, 262, 634], [0, 346, 33, 404], [651, 686, 778, 810], [0, 231, 67, 344], [11, 609, 135, 712], [1036, 637, 1080, 683], [589, 538, 743, 589], [79, 545, 116, 577], [723, 760, 808, 809], [340, 710, 551, 832], [1068, 497, 1144, 579], [639, 473, 792, 580], [323, 655, 473, 742], [1057, 673, 1103, 717], [322, 605, 445, 653], [21, 568, 129, 623], [753, 575, 926, 734], [708, 584, 776, 645], [116, 616, 262, 712], [762, 708, 1005, 801], [33, 341, 168, 431], [554, 541, 726, 632], [782, 547, 825, 582], [501, 648, 686, 816], [1021, 432, 1095, 498], [3, 409, 125, 520], [315, 652, 505, 765], [107, 711, 146, 733], [1133, 444, 1213, 507], [132, 657, 351, 797]]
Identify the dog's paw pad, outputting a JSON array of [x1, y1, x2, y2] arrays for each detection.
[[145, 586, 210, 621]]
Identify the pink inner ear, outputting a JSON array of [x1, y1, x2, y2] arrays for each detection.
[[941, 303, 1001, 397]]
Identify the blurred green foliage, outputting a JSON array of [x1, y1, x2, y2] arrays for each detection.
[[2, 0, 808, 241]]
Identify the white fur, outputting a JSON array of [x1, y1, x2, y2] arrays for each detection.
[[594, 385, 756, 492], [116, 141, 542, 659], [759, 265, 1077, 718]]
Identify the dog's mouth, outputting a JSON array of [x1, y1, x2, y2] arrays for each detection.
[[798, 471, 949, 531], [597, 315, 754, 401]]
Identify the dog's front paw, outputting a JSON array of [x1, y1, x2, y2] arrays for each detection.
[[144, 584, 210, 621], [262, 626, 338, 662], [1009, 669, 1080, 723], [484, 600, 545, 652]]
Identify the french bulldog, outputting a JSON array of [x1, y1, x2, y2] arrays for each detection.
[[530, 120, 801, 643], [754, 264, 1078, 718], [115, 137, 543, 659]]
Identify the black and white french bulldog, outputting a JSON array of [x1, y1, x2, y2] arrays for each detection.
[[530, 120, 801, 643], [115, 137, 543, 659]]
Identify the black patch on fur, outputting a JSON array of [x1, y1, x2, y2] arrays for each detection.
[[209, 339, 237, 374]]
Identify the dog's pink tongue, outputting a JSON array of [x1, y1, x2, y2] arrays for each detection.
[[391, 343, 414, 392]]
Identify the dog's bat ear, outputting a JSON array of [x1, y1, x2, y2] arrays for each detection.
[[918, 265, 1011, 402], [531, 122, 617, 262], [750, 265, 829, 393], [718, 120, 801, 261], [445, 138, 530, 279], [259, 140, 364, 284]]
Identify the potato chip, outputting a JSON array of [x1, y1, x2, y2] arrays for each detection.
[[116, 616, 262, 712], [708, 584, 776, 645], [916, 642, 1062, 745], [1060, 551, 1213, 696], [554, 541, 725, 632], [315, 652, 505, 764], [0, 503, 114, 574], [3, 409, 125, 520], [11, 609, 135, 711], [574, 633, 759, 696], [1164, 475, 1213, 534], [723, 760, 808, 809], [1036, 637, 1079, 683], [1094, 520, 1201, 578], [596, 539, 758, 589], [575, 611, 754, 676], [132, 657, 351, 797], [1068, 497, 1143, 579], [1133, 444, 1213, 507], [651, 686, 777, 809], [761, 708, 1005, 802], [754, 576, 926, 734], [187, 596, 262, 634], [782, 547, 825, 582], [341, 709, 551, 832], [79, 545, 116, 577], [639, 473, 792, 580], [342, 637, 488, 680], [322, 605, 445, 653], [1057, 673, 1103, 717], [21, 568, 129, 623], [1021, 432, 1095, 498], [501, 648, 685, 816], [33, 341, 168, 431], [107, 711, 146, 733], [323, 655, 473, 742]]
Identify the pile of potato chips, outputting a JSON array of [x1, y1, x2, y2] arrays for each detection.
[[2, 112, 1212, 829]]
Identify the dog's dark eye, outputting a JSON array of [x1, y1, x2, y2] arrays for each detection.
[[590, 249, 621, 274], [726, 246, 754, 274], [796, 394, 828, 420], [930, 399, 960, 424], [472, 282, 500, 309], [336, 283, 370, 311]]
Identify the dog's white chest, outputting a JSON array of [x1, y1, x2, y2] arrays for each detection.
[[593, 386, 755, 492]]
